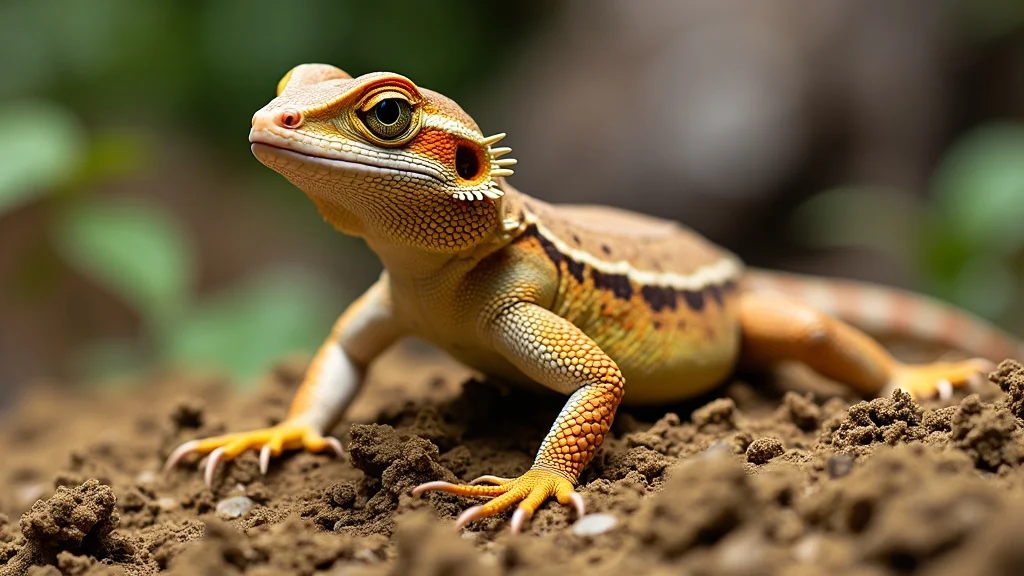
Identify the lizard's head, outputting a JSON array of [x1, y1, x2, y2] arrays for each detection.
[[249, 64, 515, 254]]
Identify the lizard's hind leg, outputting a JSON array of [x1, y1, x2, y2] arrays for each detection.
[[737, 292, 993, 399]]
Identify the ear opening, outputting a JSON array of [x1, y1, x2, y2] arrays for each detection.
[[277, 64, 353, 96]]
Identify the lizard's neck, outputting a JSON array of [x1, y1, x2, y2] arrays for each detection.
[[366, 239, 462, 278], [365, 185, 524, 280]]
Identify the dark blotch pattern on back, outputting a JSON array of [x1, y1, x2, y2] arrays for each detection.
[[641, 282, 734, 314], [706, 284, 724, 307], [592, 269, 634, 301], [529, 224, 586, 284], [641, 284, 678, 312], [565, 259, 586, 284], [681, 289, 705, 311], [529, 224, 564, 267], [526, 223, 738, 312]]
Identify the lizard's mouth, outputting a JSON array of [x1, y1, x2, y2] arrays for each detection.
[[249, 131, 446, 184]]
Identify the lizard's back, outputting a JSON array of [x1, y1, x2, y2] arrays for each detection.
[[504, 194, 745, 403]]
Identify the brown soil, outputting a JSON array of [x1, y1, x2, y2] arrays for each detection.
[[3, 346, 1024, 576]]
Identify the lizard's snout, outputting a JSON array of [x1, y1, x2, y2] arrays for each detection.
[[251, 108, 303, 132]]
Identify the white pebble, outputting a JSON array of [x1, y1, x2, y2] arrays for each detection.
[[216, 496, 254, 519], [571, 513, 618, 536]]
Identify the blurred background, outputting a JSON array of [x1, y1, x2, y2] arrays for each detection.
[[1, 0, 1022, 406]]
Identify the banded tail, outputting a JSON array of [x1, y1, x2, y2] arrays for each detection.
[[742, 269, 1023, 362]]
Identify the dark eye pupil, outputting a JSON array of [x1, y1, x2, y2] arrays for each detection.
[[456, 145, 480, 179], [374, 99, 401, 125]]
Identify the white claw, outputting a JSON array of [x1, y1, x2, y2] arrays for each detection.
[[163, 440, 199, 473], [204, 447, 226, 487], [489, 146, 512, 158], [468, 475, 509, 486], [324, 436, 345, 458], [937, 379, 953, 401], [492, 158, 517, 167], [510, 508, 530, 535], [411, 480, 456, 497], [454, 505, 488, 530], [490, 168, 514, 178], [568, 492, 586, 518], [259, 445, 272, 475], [473, 190, 484, 201]]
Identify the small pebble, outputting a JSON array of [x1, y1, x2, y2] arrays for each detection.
[[827, 454, 855, 479], [216, 495, 254, 519], [157, 497, 178, 511], [571, 513, 618, 536], [135, 470, 158, 485]]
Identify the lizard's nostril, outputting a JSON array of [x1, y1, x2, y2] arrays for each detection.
[[277, 109, 303, 129]]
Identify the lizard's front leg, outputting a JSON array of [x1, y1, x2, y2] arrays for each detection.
[[164, 275, 404, 485], [413, 302, 624, 533]]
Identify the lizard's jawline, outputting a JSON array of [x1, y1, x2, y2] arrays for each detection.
[[250, 142, 445, 184]]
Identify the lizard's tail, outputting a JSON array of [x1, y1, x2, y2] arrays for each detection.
[[742, 268, 1023, 362]]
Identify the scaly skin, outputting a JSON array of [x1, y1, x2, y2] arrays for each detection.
[[164, 63, 1021, 534]]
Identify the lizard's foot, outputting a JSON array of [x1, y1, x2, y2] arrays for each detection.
[[888, 358, 995, 400], [164, 420, 343, 487], [412, 468, 585, 534]]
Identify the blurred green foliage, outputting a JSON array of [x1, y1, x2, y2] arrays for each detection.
[[794, 122, 1024, 329], [0, 0, 546, 150], [0, 102, 85, 213], [0, 105, 335, 382], [0, 0, 549, 384], [1, 0, 1020, 386], [54, 201, 193, 335]]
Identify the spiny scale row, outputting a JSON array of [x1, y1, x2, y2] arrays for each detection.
[[450, 133, 517, 201]]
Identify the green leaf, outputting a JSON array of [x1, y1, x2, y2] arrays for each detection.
[[53, 200, 194, 331], [933, 123, 1024, 253], [0, 101, 86, 214], [165, 269, 337, 383]]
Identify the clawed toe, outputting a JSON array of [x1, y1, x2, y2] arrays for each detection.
[[413, 468, 582, 533], [468, 474, 511, 486], [567, 491, 585, 517], [510, 508, 530, 534], [204, 447, 226, 487], [455, 505, 489, 530], [163, 440, 200, 473], [163, 423, 345, 486], [891, 357, 995, 400], [259, 445, 273, 475]]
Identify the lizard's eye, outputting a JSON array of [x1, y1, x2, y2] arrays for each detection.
[[362, 98, 412, 140]]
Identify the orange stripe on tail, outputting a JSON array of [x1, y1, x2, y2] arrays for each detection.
[[742, 269, 1023, 362]]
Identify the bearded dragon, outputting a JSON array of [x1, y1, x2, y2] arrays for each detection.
[[164, 64, 1021, 534]]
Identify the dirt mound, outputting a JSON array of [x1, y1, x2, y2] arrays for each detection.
[[3, 353, 1024, 575], [1, 479, 152, 575]]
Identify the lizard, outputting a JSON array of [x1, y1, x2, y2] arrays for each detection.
[[164, 63, 1023, 534]]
